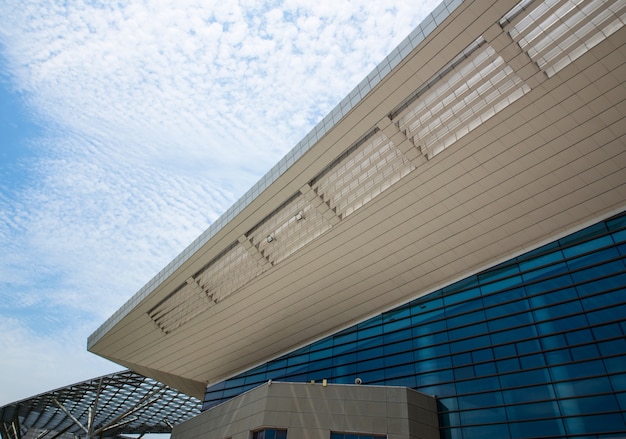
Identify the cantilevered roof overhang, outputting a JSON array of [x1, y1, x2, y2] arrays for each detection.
[[88, 0, 626, 399]]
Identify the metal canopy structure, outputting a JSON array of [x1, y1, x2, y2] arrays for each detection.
[[0, 370, 200, 439]]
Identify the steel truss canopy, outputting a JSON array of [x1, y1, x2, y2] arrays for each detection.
[[88, 0, 626, 399], [0, 371, 200, 439]]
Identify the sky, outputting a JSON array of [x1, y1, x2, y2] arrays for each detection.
[[0, 0, 440, 406]]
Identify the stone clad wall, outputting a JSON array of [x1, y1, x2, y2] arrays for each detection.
[[172, 382, 438, 439]]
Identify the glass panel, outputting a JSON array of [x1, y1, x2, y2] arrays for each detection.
[[564, 413, 626, 435], [559, 394, 620, 415], [508, 418, 565, 438], [506, 400, 560, 421], [503, 385, 556, 404]]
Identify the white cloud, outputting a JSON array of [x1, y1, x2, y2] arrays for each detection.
[[0, 0, 440, 405]]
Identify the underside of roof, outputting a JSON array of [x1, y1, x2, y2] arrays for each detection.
[[0, 371, 200, 439], [88, 0, 626, 399]]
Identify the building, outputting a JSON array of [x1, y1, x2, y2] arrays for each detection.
[[88, 0, 626, 438]]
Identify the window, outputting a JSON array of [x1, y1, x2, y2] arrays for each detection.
[[252, 429, 287, 439], [330, 433, 386, 439]]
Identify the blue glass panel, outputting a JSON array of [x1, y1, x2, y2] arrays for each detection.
[[537, 314, 587, 335], [550, 360, 605, 381], [383, 339, 413, 357], [384, 363, 415, 380], [502, 384, 556, 404], [333, 351, 357, 366], [520, 353, 545, 369], [454, 366, 474, 380], [461, 423, 510, 439], [383, 327, 412, 344], [604, 355, 626, 373], [474, 362, 497, 377], [617, 392, 626, 411], [357, 345, 383, 362], [383, 350, 413, 368], [488, 313, 534, 332], [519, 250, 563, 271], [562, 235, 613, 258], [472, 347, 494, 362], [559, 394, 620, 415], [522, 263, 570, 285], [484, 296, 530, 319], [446, 309, 486, 327], [540, 333, 567, 349], [479, 262, 520, 282], [524, 272, 573, 295], [456, 376, 500, 394], [482, 287, 527, 308], [544, 348, 573, 365], [554, 376, 613, 398], [448, 326, 489, 345], [310, 348, 332, 361], [506, 400, 559, 421], [459, 406, 506, 425], [443, 275, 478, 295], [496, 358, 520, 373], [570, 344, 600, 361], [357, 356, 384, 372], [534, 300, 583, 321], [571, 260, 625, 283], [560, 222, 608, 248], [415, 356, 452, 372], [287, 353, 309, 366], [607, 215, 626, 231], [414, 343, 450, 359], [564, 413, 626, 434], [568, 247, 620, 270], [438, 408, 460, 427], [457, 391, 504, 410], [480, 275, 523, 295], [334, 329, 358, 345], [610, 373, 626, 391], [565, 328, 594, 345], [576, 273, 626, 297], [494, 344, 517, 358], [417, 369, 453, 386], [592, 322, 623, 340], [508, 418, 565, 438], [500, 369, 551, 388], [490, 324, 537, 345], [444, 288, 482, 306], [587, 303, 626, 325], [452, 352, 472, 367], [516, 339, 542, 355], [529, 286, 577, 308], [244, 373, 266, 386], [614, 228, 626, 243]]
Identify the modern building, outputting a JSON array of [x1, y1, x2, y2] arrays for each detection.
[[88, 0, 626, 438]]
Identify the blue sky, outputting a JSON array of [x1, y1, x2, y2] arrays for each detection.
[[0, 0, 439, 405]]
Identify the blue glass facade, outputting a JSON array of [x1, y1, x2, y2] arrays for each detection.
[[203, 212, 626, 439]]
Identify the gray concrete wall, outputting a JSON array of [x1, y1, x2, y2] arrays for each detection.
[[171, 382, 438, 439]]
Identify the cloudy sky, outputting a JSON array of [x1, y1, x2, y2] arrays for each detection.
[[0, 0, 439, 405]]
